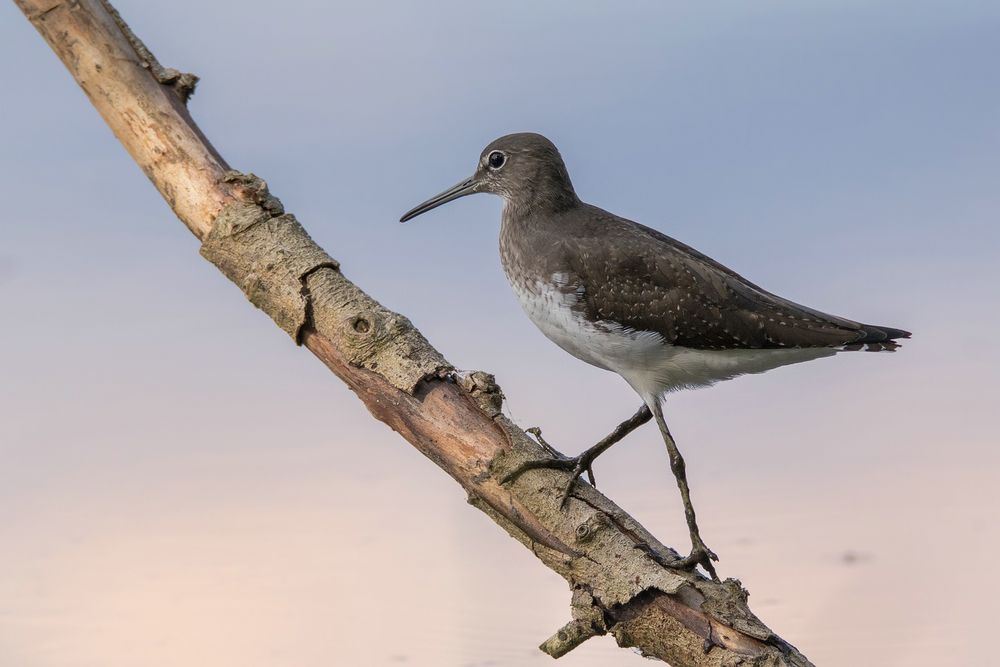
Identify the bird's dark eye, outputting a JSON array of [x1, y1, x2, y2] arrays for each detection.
[[488, 151, 506, 169]]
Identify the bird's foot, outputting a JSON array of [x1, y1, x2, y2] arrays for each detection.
[[669, 535, 720, 581], [500, 429, 598, 509]]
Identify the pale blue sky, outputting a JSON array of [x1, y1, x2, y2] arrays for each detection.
[[1, 2, 998, 666]]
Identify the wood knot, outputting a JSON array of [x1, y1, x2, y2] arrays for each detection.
[[351, 316, 372, 334], [574, 512, 609, 544]]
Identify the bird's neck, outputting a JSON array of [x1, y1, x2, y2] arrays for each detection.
[[501, 196, 580, 244], [502, 185, 580, 224], [499, 194, 579, 285]]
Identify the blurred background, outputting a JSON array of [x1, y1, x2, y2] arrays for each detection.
[[2, 1, 998, 665]]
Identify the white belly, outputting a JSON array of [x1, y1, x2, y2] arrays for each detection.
[[509, 274, 837, 399]]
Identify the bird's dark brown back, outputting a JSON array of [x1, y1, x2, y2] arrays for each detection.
[[535, 204, 909, 350]]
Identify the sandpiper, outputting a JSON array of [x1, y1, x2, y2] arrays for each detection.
[[400, 132, 910, 579]]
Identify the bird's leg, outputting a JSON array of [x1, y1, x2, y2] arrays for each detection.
[[500, 405, 652, 507], [649, 400, 720, 581]]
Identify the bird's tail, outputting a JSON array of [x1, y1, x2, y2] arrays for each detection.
[[841, 324, 912, 352]]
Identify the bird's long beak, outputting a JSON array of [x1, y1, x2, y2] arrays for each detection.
[[399, 176, 477, 222]]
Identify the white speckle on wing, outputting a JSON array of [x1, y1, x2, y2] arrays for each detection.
[[510, 273, 839, 398]]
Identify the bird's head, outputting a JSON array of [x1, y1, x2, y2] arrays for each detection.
[[400, 132, 578, 223]]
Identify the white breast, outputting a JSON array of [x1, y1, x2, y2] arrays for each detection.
[[508, 272, 838, 400]]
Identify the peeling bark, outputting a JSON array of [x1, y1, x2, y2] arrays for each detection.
[[14, 1, 815, 664]]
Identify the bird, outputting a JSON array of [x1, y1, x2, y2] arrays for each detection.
[[400, 132, 910, 579]]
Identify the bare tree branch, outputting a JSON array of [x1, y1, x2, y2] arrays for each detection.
[[14, 1, 815, 664]]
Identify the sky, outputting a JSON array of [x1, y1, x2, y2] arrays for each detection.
[[1, 1, 998, 666]]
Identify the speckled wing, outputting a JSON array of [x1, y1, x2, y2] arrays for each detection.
[[564, 208, 893, 350]]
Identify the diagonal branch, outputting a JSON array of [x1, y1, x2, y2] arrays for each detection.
[[14, 1, 815, 664]]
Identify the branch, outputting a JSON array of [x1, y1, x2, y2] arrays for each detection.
[[14, 2, 814, 664]]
